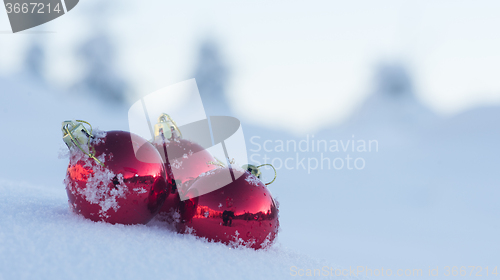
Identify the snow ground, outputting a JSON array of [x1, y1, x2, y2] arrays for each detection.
[[0, 179, 356, 280]]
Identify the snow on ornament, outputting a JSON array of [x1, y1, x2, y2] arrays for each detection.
[[176, 164, 279, 249], [62, 120, 169, 224], [151, 113, 216, 223]]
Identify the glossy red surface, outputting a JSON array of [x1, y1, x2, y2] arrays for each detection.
[[65, 131, 169, 224], [177, 168, 279, 249], [154, 138, 216, 221]]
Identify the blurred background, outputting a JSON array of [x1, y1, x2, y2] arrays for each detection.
[[1, 0, 499, 279]]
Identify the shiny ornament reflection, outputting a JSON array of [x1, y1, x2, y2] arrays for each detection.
[[152, 114, 216, 223], [64, 129, 169, 224], [177, 168, 279, 249]]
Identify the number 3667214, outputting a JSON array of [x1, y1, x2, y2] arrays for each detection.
[[5, 3, 62, 14]]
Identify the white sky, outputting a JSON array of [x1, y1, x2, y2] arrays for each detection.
[[1, 0, 500, 133]]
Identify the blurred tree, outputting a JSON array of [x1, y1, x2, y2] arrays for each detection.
[[192, 38, 230, 116], [73, 32, 129, 104], [349, 62, 435, 128], [375, 63, 414, 99], [23, 40, 46, 81]]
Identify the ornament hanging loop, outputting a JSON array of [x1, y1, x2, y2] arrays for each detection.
[[208, 157, 226, 168], [62, 120, 104, 167], [257, 164, 277, 185]]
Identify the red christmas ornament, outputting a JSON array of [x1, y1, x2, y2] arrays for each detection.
[[62, 120, 169, 224], [151, 114, 216, 222], [176, 166, 279, 249]]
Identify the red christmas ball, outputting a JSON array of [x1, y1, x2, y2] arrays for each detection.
[[176, 167, 279, 249], [154, 137, 216, 222], [64, 129, 169, 224]]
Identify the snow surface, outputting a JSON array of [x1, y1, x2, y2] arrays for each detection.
[[0, 179, 353, 280]]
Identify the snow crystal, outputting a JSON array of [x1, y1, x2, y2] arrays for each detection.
[[133, 187, 147, 194], [245, 174, 261, 186], [152, 137, 171, 145], [260, 233, 276, 249], [228, 230, 257, 249], [91, 129, 107, 145], [273, 196, 280, 209], [78, 167, 127, 217], [171, 159, 182, 169], [184, 226, 196, 235], [65, 140, 128, 219], [232, 165, 245, 173], [68, 147, 88, 167], [198, 169, 217, 177], [58, 143, 70, 159], [171, 209, 181, 223]]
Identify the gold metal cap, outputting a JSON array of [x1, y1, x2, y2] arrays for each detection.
[[61, 120, 104, 167], [242, 164, 262, 178], [154, 113, 182, 141], [62, 120, 92, 151], [242, 163, 277, 186]]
